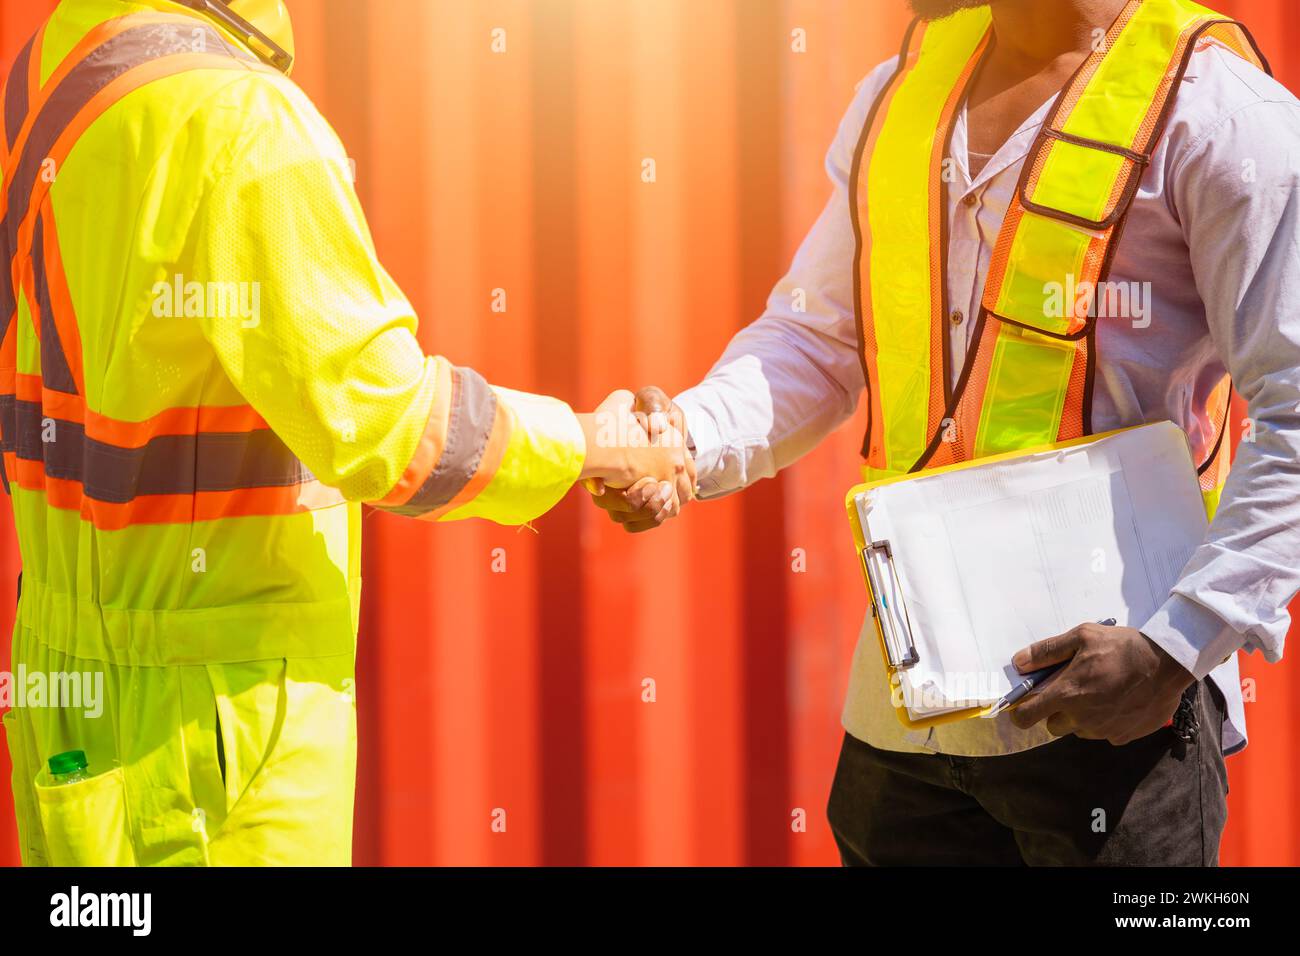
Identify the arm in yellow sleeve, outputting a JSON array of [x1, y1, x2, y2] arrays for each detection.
[[189, 76, 584, 525], [372, 369, 587, 525]]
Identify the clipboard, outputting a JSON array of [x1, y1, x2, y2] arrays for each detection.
[[843, 424, 1174, 730], [846, 501, 993, 730]]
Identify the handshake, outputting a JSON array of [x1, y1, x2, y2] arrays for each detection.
[[576, 386, 694, 532]]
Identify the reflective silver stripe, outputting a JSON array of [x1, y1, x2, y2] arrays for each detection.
[[0, 393, 13, 495], [7, 400, 311, 502], [0, 31, 34, 348], [381, 365, 499, 517], [0, 393, 13, 453], [4, 32, 33, 150], [30, 214, 78, 395]]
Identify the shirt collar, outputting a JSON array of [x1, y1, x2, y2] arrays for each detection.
[[952, 95, 1056, 192]]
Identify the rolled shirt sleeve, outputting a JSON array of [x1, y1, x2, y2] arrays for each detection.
[[1140, 96, 1300, 678]]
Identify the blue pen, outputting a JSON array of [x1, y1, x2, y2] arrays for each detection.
[[986, 618, 1118, 717]]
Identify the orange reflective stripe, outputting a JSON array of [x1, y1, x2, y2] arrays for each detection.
[[88, 403, 270, 448], [1198, 23, 1269, 71], [0, 25, 41, 341], [14, 373, 77, 419], [922, 29, 990, 449], [1197, 377, 1232, 492], [4, 451, 344, 531], [420, 398, 512, 522], [376, 365, 506, 518], [26, 22, 45, 102], [13, 373, 267, 443], [35, 199, 84, 395], [30, 213, 78, 393], [1, 393, 339, 528], [1057, 336, 1090, 444], [375, 358, 454, 507]]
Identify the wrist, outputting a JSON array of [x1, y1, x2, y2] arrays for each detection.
[[577, 413, 627, 482], [577, 413, 598, 480], [1143, 631, 1196, 694]]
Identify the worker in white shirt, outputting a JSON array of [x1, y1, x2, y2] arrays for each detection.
[[588, 0, 1299, 865]]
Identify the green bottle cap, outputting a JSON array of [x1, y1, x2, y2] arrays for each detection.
[[48, 750, 88, 776]]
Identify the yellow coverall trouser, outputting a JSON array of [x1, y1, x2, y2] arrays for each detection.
[[2, 617, 356, 866]]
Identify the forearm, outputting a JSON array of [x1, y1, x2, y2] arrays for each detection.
[[430, 385, 586, 525], [1142, 385, 1300, 677], [677, 316, 860, 498], [317, 358, 576, 526], [1142, 98, 1300, 676]]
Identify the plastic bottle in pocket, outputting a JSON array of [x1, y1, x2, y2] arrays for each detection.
[[48, 750, 91, 785]]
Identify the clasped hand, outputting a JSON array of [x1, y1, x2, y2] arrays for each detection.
[[578, 387, 695, 527], [1008, 623, 1195, 745]]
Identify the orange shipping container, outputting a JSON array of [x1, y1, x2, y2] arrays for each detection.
[[0, 0, 1295, 866]]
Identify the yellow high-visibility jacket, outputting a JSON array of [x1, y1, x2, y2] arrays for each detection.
[[0, 0, 583, 866]]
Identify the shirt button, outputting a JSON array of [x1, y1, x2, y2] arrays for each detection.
[[950, 309, 964, 326], [962, 193, 977, 208]]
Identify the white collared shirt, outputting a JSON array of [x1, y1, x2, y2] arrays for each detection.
[[676, 43, 1300, 756]]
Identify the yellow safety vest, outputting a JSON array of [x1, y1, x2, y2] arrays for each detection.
[[0, 0, 584, 866], [853, 0, 1266, 518]]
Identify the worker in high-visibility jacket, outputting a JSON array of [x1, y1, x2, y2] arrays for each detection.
[[0, 0, 688, 866]]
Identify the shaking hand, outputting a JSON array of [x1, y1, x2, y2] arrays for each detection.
[[577, 389, 692, 518], [585, 386, 696, 533]]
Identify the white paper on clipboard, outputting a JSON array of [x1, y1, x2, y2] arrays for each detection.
[[853, 421, 1208, 718]]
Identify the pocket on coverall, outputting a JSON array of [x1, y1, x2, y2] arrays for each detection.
[[204, 653, 357, 865], [33, 762, 137, 866]]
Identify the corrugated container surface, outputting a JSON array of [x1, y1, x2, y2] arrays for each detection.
[[0, 0, 1295, 866]]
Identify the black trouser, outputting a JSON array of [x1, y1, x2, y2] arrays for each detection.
[[827, 680, 1228, 866]]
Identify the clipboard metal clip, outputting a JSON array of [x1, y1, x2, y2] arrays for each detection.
[[861, 540, 920, 671]]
